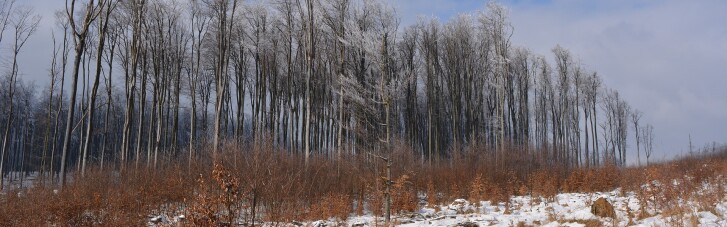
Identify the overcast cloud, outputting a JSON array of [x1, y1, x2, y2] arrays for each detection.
[[394, 0, 727, 161], [10, 0, 727, 162]]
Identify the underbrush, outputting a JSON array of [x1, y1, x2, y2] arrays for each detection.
[[0, 142, 725, 226], [0, 164, 194, 226]]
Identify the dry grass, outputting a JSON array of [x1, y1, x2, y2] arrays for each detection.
[[0, 164, 195, 226], [620, 151, 727, 223], [0, 142, 725, 225], [559, 218, 603, 227]]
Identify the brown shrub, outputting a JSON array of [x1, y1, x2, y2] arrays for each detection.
[[503, 170, 523, 197], [356, 183, 366, 216], [426, 180, 438, 207], [308, 193, 352, 221], [562, 169, 588, 192], [468, 174, 487, 203], [529, 169, 559, 200], [367, 181, 384, 217], [448, 182, 463, 202], [392, 174, 418, 213], [0, 165, 195, 227], [591, 197, 615, 218], [2, 142, 725, 225], [592, 164, 620, 192], [188, 174, 221, 226], [560, 218, 603, 227]]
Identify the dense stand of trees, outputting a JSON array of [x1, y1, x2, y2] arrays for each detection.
[[0, 0, 657, 188]]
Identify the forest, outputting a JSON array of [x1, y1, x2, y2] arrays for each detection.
[[0, 0, 724, 226]]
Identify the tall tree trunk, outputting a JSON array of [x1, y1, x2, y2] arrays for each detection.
[[136, 53, 148, 170], [121, 0, 144, 172], [81, 1, 113, 177], [61, 0, 97, 187], [304, 0, 315, 167]]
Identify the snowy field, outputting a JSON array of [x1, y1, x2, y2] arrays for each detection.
[[150, 183, 727, 227], [315, 190, 725, 227], [3, 171, 725, 226]]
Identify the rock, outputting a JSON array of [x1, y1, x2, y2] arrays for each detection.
[[149, 215, 167, 224], [591, 197, 615, 218], [312, 221, 327, 227], [456, 221, 478, 227], [399, 218, 415, 224]]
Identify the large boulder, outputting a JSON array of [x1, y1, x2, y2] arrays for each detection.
[[591, 197, 616, 218]]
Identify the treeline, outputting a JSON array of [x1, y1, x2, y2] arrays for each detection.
[[0, 0, 656, 188]]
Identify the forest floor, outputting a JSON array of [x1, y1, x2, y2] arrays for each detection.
[[148, 174, 727, 227], [2, 167, 723, 227], [314, 188, 726, 226], [2, 145, 726, 226]]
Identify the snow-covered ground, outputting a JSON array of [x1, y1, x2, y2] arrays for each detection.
[[1, 171, 40, 190], [321, 188, 726, 227], [145, 174, 726, 227], [149, 186, 727, 227]]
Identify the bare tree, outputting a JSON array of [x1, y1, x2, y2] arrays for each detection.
[[99, 13, 119, 171], [60, 0, 101, 187], [187, 0, 209, 169], [48, 12, 72, 184], [631, 110, 642, 166], [551, 45, 571, 165], [0, 0, 659, 189], [206, 0, 239, 160], [119, 0, 145, 171], [302, 0, 316, 166], [580, 71, 601, 167], [587, 72, 601, 165], [642, 124, 654, 165], [487, 2, 512, 158], [81, 0, 116, 177], [0, 0, 15, 187], [40, 31, 61, 183], [340, 0, 402, 221], [0, 4, 39, 190], [601, 89, 629, 166], [0, 0, 15, 54], [321, 0, 349, 161]]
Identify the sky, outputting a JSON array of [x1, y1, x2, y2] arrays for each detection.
[[8, 0, 727, 163]]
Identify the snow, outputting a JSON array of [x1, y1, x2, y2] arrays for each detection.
[[149, 179, 727, 226], [697, 211, 721, 226], [716, 202, 727, 218], [1, 171, 40, 189], [280, 187, 726, 227]]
